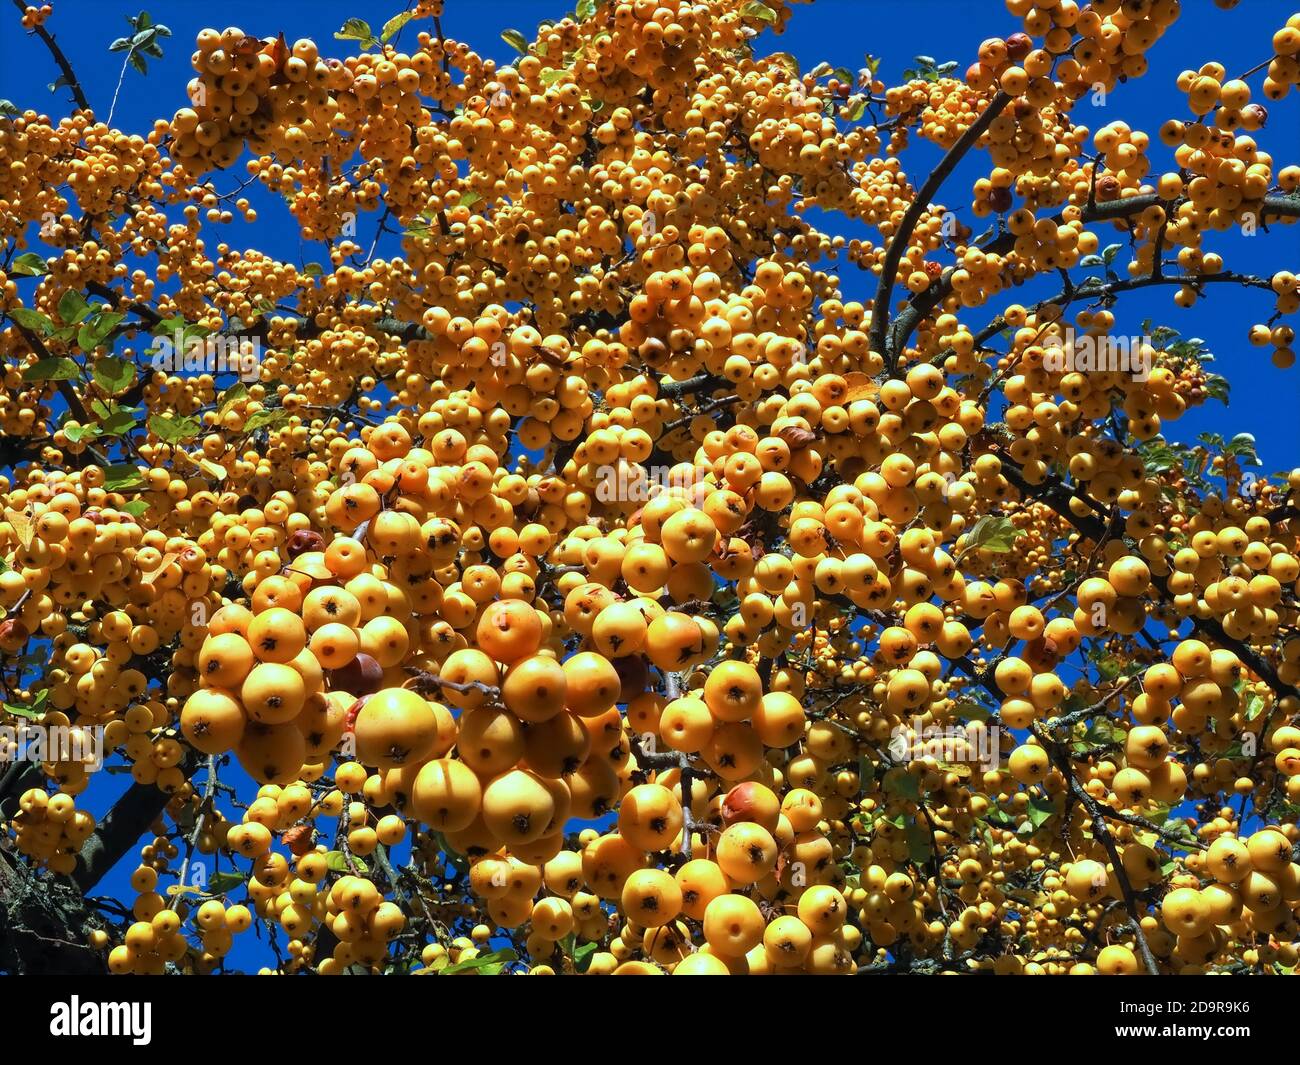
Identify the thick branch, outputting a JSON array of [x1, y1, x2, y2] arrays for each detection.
[[0, 850, 110, 974], [73, 750, 201, 892], [893, 191, 1300, 363], [870, 91, 1012, 369]]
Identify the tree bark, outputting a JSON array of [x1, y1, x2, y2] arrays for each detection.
[[0, 849, 109, 975]]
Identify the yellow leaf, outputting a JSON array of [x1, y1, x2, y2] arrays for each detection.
[[4, 509, 34, 550], [198, 459, 228, 482], [141, 551, 179, 586], [842, 372, 879, 404]]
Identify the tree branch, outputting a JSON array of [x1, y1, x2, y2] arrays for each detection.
[[893, 191, 1300, 365], [10, 0, 90, 113], [870, 91, 1012, 370]]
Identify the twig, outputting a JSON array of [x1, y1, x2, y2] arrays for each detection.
[[870, 91, 1012, 370], [10, 0, 90, 112]]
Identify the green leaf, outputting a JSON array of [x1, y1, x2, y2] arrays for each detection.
[[1245, 693, 1266, 721], [436, 948, 517, 976], [431, 830, 470, 873], [78, 311, 125, 353], [980, 807, 1018, 829], [324, 850, 367, 874], [501, 29, 530, 54], [97, 405, 139, 436], [23, 357, 80, 382], [1102, 243, 1123, 264], [1093, 654, 1121, 680], [741, 1, 777, 22], [1160, 817, 1198, 848], [1167, 338, 1206, 360], [961, 515, 1023, 555], [952, 699, 991, 723], [122, 499, 150, 516], [334, 18, 377, 49], [148, 412, 201, 442], [1225, 432, 1260, 468], [572, 940, 598, 973], [1140, 442, 1179, 475], [883, 767, 920, 801], [58, 289, 91, 326], [102, 463, 144, 492], [1072, 715, 1126, 755], [3, 690, 48, 721], [205, 871, 248, 894], [380, 10, 415, 42], [843, 95, 869, 121], [1203, 373, 1230, 404], [10, 252, 47, 277], [540, 67, 568, 87], [1026, 795, 1056, 828], [62, 423, 102, 443], [0, 99, 19, 118], [301, 262, 323, 279], [93, 356, 136, 395], [151, 314, 210, 342], [9, 308, 53, 334], [458, 190, 481, 209], [218, 383, 248, 412], [243, 408, 287, 433], [576, 0, 599, 17], [905, 821, 932, 864]]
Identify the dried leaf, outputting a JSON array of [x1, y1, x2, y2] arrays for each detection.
[[842, 371, 879, 403], [261, 33, 289, 72], [4, 509, 34, 550], [778, 425, 817, 450], [140, 551, 179, 586]]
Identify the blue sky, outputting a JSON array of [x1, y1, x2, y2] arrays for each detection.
[[3, 0, 1298, 971]]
